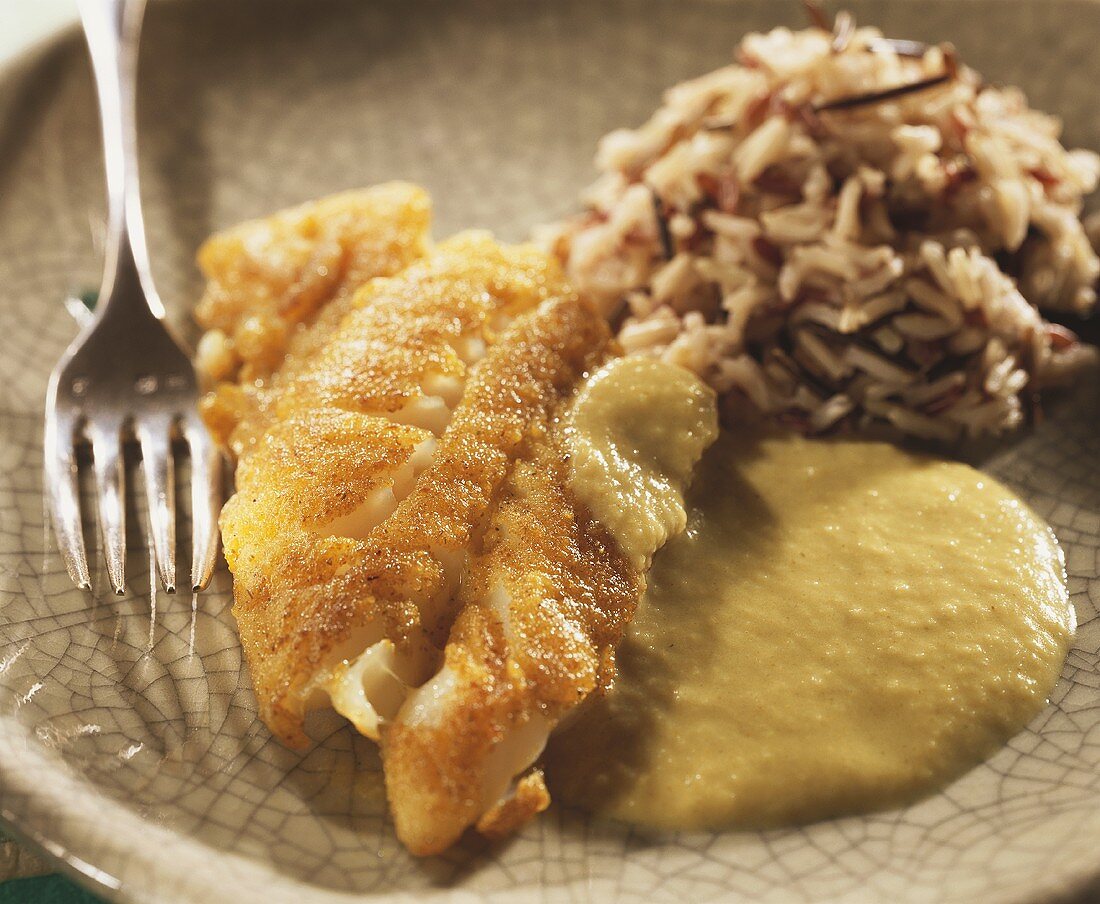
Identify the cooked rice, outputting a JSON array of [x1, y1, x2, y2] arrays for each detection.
[[540, 18, 1100, 441]]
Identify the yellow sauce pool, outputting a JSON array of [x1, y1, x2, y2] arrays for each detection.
[[546, 430, 1074, 830]]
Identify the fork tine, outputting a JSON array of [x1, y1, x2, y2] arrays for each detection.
[[44, 413, 91, 590], [87, 422, 127, 595], [185, 415, 221, 591], [136, 418, 176, 593]]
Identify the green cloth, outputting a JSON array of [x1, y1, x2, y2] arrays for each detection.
[[0, 875, 104, 904]]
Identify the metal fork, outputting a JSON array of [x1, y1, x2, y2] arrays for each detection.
[[44, 0, 220, 595]]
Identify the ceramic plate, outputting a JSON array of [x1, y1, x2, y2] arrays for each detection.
[[1, 1, 1100, 901]]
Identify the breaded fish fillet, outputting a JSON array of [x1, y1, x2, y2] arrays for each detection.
[[207, 223, 717, 854], [196, 183, 430, 445], [386, 354, 718, 853], [220, 233, 584, 734]]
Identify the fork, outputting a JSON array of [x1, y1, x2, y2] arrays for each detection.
[[44, 0, 220, 595]]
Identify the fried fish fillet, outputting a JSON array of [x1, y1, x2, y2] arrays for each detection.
[[195, 183, 430, 445], [206, 220, 717, 854], [385, 355, 719, 853]]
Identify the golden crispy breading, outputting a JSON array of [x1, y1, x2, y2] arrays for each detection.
[[221, 408, 432, 604], [195, 182, 430, 387], [208, 217, 711, 855], [217, 234, 607, 744], [383, 416, 639, 854], [476, 771, 552, 841], [205, 231, 565, 456]]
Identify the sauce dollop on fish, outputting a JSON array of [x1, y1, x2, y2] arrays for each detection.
[[566, 356, 719, 569]]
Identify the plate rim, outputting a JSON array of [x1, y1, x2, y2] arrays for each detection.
[[1, 4, 1100, 903]]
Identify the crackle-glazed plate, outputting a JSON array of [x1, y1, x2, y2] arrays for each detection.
[[1, 1, 1100, 902]]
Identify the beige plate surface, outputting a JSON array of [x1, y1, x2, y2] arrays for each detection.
[[1, 1, 1099, 901]]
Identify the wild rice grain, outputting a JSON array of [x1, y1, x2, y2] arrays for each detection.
[[546, 20, 1099, 441]]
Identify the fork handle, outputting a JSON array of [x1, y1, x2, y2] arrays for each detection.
[[79, 0, 164, 321]]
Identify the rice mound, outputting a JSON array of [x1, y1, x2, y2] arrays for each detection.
[[541, 20, 1099, 441]]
